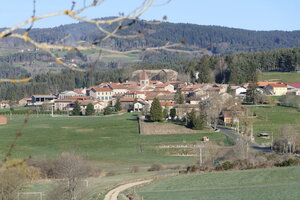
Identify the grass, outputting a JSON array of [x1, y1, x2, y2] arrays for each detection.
[[247, 105, 300, 144], [138, 166, 300, 200], [259, 72, 300, 83], [0, 113, 231, 172]]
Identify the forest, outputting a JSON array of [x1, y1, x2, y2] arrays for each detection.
[[1, 47, 300, 101]]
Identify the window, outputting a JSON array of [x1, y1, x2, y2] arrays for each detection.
[[106, 92, 108, 95], [102, 97, 104, 100], [105, 96, 108, 100], [102, 92, 104, 95]]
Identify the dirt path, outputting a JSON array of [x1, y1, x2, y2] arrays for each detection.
[[103, 179, 152, 200]]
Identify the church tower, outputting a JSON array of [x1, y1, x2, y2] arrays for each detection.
[[139, 70, 149, 86]]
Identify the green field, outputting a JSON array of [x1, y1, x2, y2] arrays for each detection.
[[0, 113, 231, 172], [259, 72, 300, 83], [138, 166, 300, 200], [248, 105, 300, 144]]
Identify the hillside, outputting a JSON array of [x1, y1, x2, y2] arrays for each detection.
[[138, 167, 300, 200], [2, 19, 300, 54]]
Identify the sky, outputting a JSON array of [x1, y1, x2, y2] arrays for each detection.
[[0, 0, 299, 31]]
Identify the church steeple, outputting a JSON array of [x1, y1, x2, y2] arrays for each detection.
[[140, 70, 149, 86]]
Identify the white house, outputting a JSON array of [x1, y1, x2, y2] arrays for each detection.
[[89, 87, 113, 101]]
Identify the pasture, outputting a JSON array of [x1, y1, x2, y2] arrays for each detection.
[[0, 113, 232, 172], [259, 72, 300, 83], [248, 105, 300, 144], [138, 166, 300, 200]]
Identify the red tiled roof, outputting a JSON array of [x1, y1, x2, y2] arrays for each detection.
[[91, 87, 112, 92], [269, 84, 287, 88], [120, 97, 135, 102], [109, 84, 127, 89], [287, 83, 300, 89], [54, 99, 75, 102], [258, 81, 279, 87], [156, 84, 169, 88], [160, 102, 174, 107]]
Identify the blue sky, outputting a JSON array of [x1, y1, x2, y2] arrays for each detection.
[[0, 0, 299, 31]]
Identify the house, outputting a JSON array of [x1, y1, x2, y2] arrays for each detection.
[[0, 100, 10, 109], [154, 84, 175, 93], [257, 81, 279, 88], [89, 87, 113, 101], [287, 83, 300, 95], [124, 91, 146, 100], [18, 98, 32, 106], [58, 91, 83, 99], [231, 86, 247, 97], [77, 100, 108, 114], [133, 100, 149, 112], [109, 84, 128, 96], [173, 104, 200, 119], [222, 105, 247, 125], [120, 97, 136, 111], [0, 115, 8, 124], [29, 94, 56, 106], [265, 83, 287, 96], [54, 99, 75, 111]]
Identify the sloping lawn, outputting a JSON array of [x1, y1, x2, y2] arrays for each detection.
[[138, 167, 300, 200]]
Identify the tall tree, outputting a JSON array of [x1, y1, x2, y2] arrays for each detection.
[[72, 101, 81, 116], [85, 103, 95, 116], [174, 89, 184, 104], [150, 98, 163, 122], [115, 98, 122, 112]]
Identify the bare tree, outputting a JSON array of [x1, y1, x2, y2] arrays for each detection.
[[200, 93, 224, 129], [47, 152, 93, 200], [0, 168, 27, 200]]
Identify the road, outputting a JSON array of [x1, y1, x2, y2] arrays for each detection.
[[103, 179, 152, 200], [217, 126, 272, 153]]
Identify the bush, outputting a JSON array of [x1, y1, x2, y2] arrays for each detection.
[[275, 158, 300, 167], [148, 163, 163, 171]]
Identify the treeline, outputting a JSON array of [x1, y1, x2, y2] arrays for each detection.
[[0, 64, 31, 79], [0, 69, 125, 101], [134, 47, 300, 85], [2, 19, 300, 55], [1, 47, 300, 101]]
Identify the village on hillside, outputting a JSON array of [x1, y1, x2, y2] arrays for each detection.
[[1, 69, 300, 127]]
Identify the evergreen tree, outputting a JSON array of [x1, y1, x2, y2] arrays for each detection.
[[86, 103, 95, 115], [187, 109, 204, 130], [163, 106, 169, 120], [72, 101, 81, 115], [174, 90, 184, 104], [115, 98, 122, 112], [245, 81, 259, 104], [193, 115, 205, 130], [187, 109, 197, 129], [170, 108, 176, 120], [103, 106, 112, 115], [150, 98, 163, 121]]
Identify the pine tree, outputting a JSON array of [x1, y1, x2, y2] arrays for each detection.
[[174, 90, 184, 104], [163, 106, 169, 120], [150, 98, 163, 122], [72, 101, 81, 115], [103, 106, 112, 115], [187, 109, 204, 130], [86, 103, 95, 115], [115, 98, 122, 112], [170, 108, 176, 120]]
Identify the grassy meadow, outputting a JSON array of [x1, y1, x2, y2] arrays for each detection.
[[0, 113, 232, 172], [137, 166, 300, 200], [259, 72, 300, 83], [248, 105, 300, 144]]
